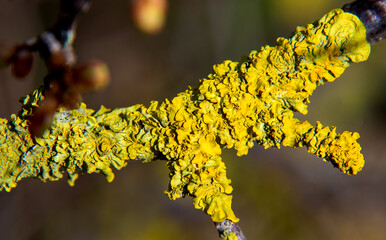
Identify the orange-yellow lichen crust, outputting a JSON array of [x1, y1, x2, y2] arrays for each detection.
[[0, 9, 370, 224]]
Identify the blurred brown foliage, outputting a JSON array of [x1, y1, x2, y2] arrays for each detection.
[[0, 0, 385, 239]]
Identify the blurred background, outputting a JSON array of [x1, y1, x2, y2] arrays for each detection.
[[0, 0, 385, 239]]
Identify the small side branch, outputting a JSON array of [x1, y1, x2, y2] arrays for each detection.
[[215, 220, 247, 240]]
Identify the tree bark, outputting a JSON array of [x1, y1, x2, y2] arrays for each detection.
[[343, 0, 386, 44]]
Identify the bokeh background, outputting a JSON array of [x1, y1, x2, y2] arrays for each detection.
[[0, 0, 385, 239]]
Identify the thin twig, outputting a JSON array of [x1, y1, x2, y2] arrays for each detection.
[[215, 220, 247, 240]]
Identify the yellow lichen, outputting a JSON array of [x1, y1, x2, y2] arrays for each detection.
[[220, 232, 238, 240], [0, 9, 370, 224]]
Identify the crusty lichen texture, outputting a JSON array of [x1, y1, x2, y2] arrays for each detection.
[[0, 9, 370, 224]]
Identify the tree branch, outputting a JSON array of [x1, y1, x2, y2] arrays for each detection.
[[0, 1, 384, 239]]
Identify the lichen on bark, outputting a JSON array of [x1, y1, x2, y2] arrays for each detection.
[[0, 9, 370, 223]]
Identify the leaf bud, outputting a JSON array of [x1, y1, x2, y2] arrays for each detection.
[[132, 0, 168, 34], [11, 48, 34, 78], [70, 60, 110, 92]]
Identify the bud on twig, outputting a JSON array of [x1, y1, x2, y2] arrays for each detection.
[[70, 60, 110, 92], [132, 0, 168, 34], [11, 48, 34, 79]]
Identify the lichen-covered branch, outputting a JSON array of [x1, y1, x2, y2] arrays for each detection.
[[0, 8, 372, 234]]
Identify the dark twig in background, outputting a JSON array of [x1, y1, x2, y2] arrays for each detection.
[[0, 0, 109, 137], [25, 0, 90, 137], [27, 0, 110, 137]]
